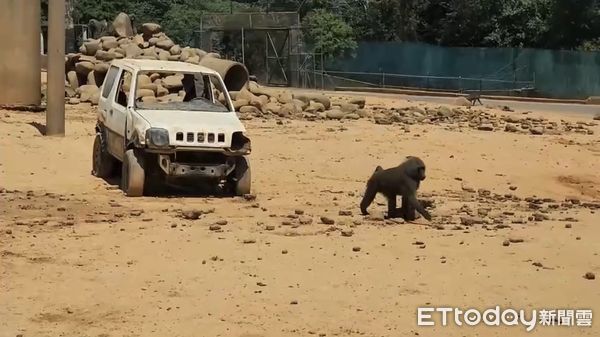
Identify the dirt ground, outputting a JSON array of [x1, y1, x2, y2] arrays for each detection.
[[1, 93, 599, 337]]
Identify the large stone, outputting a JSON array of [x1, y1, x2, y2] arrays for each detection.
[[530, 126, 544, 135], [277, 91, 293, 104], [142, 23, 162, 36], [124, 44, 143, 58], [156, 85, 169, 97], [140, 83, 158, 94], [341, 103, 358, 113], [137, 74, 152, 86], [292, 98, 308, 111], [156, 39, 175, 50], [294, 93, 330, 109], [263, 102, 281, 115], [67, 71, 79, 89], [148, 37, 160, 46], [348, 96, 366, 108], [90, 91, 101, 105], [94, 62, 110, 74], [239, 105, 261, 115], [78, 85, 99, 102], [132, 34, 145, 46], [162, 75, 184, 90], [136, 89, 155, 98], [167, 55, 180, 61], [142, 46, 157, 57], [112, 13, 134, 38], [170, 45, 182, 55], [75, 61, 94, 76], [504, 115, 522, 123], [87, 70, 97, 86], [95, 50, 117, 61], [325, 109, 344, 120], [233, 99, 250, 110], [83, 40, 101, 56], [179, 49, 192, 62], [186, 55, 200, 64], [101, 36, 118, 50], [158, 50, 170, 61], [505, 124, 519, 132], [280, 102, 300, 116]]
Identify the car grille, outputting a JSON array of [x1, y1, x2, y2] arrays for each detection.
[[175, 131, 226, 144]]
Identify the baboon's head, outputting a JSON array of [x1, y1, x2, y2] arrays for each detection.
[[404, 156, 426, 181]]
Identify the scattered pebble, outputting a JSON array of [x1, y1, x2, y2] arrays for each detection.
[[265, 225, 275, 231], [320, 216, 335, 225], [502, 240, 510, 246], [209, 225, 221, 231], [181, 210, 201, 220], [243, 239, 256, 244], [282, 249, 288, 254], [341, 229, 353, 237], [338, 210, 352, 216], [583, 272, 595, 280], [352, 246, 361, 252]]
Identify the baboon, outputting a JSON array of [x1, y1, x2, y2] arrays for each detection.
[[467, 92, 483, 106], [359, 156, 432, 221]]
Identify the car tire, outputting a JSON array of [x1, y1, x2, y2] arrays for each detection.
[[234, 156, 251, 196], [92, 133, 117, 178], [121, 149, 145, 197]]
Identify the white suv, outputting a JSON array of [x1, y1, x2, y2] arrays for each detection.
[[92, 59, 251, 197]]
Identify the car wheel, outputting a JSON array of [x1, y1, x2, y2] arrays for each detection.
[[91, 133, 116, 178], [121, 149, 145, 197], [234, 156, 251, 196]]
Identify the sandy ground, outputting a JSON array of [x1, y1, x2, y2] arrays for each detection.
[[1, 94, 599, 337]]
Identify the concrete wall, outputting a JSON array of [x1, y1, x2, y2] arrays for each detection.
[[0, 0, 41, 105]]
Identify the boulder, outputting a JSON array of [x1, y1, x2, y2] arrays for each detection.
[[158, 50, 170, 61], [140, 83, 158, 94], [142, 23, 162, 36], [137, 74, 152, 86], [124, 44, 143, 58], [167, 55, 180, 61], [185, 55, 200, 64], [233, 99, 249, 110], [156, 85, 169, 97], [79, 85, 99, 102], [132, 34, 145, 46], [95, 50, 117, 61], [67, 71, 79, 89], [136, 89, 155, 98], [239, 105, 261, 115], [262, 102, 281, 115], [101, 36, 118, 50], [156, 39, 175, 50], [149, 73, 161, 82], [148, 37, 160, 46], [530, 126, 544, 135], [348, 96, 366, 108], [112, 13, 134, 38], [90, 91, 101, 105], [83, 40, 101, 56], [340, 103, 358, 113], [141, 96, 158, 103], [292, 98, 308, 111], [277, 91, 293, 104], [75, 61, 94, 76], [325, 109, 344, 120], [162, 75, 184, 90], [170, 45, 182, 55], [294, 93, 330, 109], [87, 70, 97, 86], [179, 49, 192, 62]]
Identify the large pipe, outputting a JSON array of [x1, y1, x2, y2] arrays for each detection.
[[199, 57, 249, 92], [46, 0, 66, 136], [0, 0, 41, 106]]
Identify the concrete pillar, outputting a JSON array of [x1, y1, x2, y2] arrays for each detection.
[[46, 0, 66, 136], [0, 0, 41, 106]]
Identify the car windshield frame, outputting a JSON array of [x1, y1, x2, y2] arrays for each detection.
[[133, 70, 233, 113]]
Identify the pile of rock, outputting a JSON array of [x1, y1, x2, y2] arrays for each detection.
[[65, 14, 218, 105], [230, 81, 368, 121], [363, 105, 596, 135]]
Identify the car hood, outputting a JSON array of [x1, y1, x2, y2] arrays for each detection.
[[136, 109, 247, 133]]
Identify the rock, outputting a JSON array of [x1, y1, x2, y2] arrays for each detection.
[[142, 23, 162, 36], [262, 102, 281, 115], [233, 99, 249, 110], [349, 96, 366, 108], [243, 239, 256, 244], [67, 70, 79, 89], [583, 272, 596, 280], [292, 98, 308, 111], [95, 50, 117, 62], [181, 210, 201, 220], [132, 34, 145, 46], [339, 210, 352, 216], [83, 40, 101, 56], [87, 70, 98, 86], [186, 55, 200, 64], [156, 85, 169, 97], [136, 89, 155, 98], [478, 123, 494, 131], [356, 109, 371, 118], [352, 246, 361, 252], [239, 106, 261, 115], [265, 225, 275, 231], [157, 49, 169, 61], [594, 113, 600, 121], [276, 91, 293, 104], [325, 109, 344, 120], [344, 113, 360, 120], [502, 240, 510, 247], [101, 36, 118, 50], [94, 62, 110, 74], [294, 93, 330, 109], [67, 97, 80, 105], [209, 225, 221, 231], [167, 55, 180, 61], [112, 13, 134, 38], [341, 229, 354, 237], [340, 103, 359, 113], [505, 115, 522, 123], [530, 126, 544, 135], [90, 91, 101, 105], [124, 44, 143, 58], [505, 123, 519, 132], [374, 116, 393, 125], [280, 102, 300, 116], [320, 216, 335, 225], [179, 49, 192, 61], [156, 39, 175, 50], [298, 216, 313, 225], [141, 96, 157, 103], [508, 238, 524, 243], [140, 83, 158, 93], [162, 75, 184, 90], [460, 216, 484, 226], [453, 96, 472, 106], [305, 101, 325, 113], [75, 61, 94, 75], [170, 45, 182, 55]]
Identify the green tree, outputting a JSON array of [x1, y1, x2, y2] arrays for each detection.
[[302, 9, 357, 59]]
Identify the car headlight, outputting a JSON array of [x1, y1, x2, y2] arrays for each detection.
[[145, 128, 170, 148]]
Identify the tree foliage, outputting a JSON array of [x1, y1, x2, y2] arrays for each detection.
[[302, 9, 358, 60]]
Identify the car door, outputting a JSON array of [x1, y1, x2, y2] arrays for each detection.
[[103, 66, 134, 161]]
